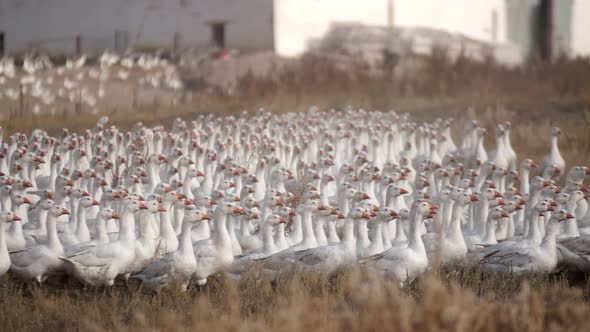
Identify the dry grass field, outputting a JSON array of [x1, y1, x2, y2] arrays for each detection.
[[2, 54, 590, 331], [1, 266, 590, 331]]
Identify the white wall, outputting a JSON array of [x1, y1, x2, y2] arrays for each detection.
[[572, 0, 590, 56], [392, 0, 507, 43], [273, 0, 390, 57], [0, 0, 274, 54]]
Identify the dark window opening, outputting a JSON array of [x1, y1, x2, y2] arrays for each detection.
[[209, 22, 226, 49], [0, 32, 5, 56], [537, 0, 553, 61]]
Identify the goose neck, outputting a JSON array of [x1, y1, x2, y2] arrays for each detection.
[[95, 217, 108, 242], [302, 210, 316, 244], [138, 211, 157, 243], [341, 219, 356, 248], [213, 207, 231, 247], [75, 206, 90, 241], [179, 217, 195, 255], [262, 222, 277, 253], [119, 208, 137, 243], [46, 214, 63, 253], [408, 209, 425, 251], [482, 218, 497, 243]]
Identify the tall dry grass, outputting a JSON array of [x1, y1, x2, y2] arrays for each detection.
[[1, 265, 590, 331]]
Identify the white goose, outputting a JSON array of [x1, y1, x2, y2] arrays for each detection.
[[540, 127, 565, 179], [192, 202, 245, 285], [1, 212, 21, 277], [361, 200, 435, 286], [481, 209, 573, 273], [10, 205, 70, 283], [132, 209, 210, 292], [280, 207, 371, 273], [60, 200, 147, 286]]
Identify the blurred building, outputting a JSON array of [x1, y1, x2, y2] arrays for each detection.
[[0, 0, 588, 63]]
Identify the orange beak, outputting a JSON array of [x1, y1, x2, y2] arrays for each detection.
[[11, 214, 21, 222], [111, 212, 120, 219], [92, 199, 100, 206], [157, 204, 167, 212]]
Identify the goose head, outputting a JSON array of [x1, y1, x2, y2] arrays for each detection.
[[542, 165, 562, 179], [242, 197, 260, 210], [567, 166, 590, 183], [37, 198, 55, 210], [347, 207, 371, 220], [0, 211, 21, 223], [458, 178, 475, 190], [12, 179, 33, 191], [488, 206, 510, 221], [296, 199, 325, 215], [266, 214, 288, 226], [162, 191, 185, 203], [98, 207, 119, 221], [79, 196, 100, 208], [49, 205, 70, 218], [456, 192, 479, 206], [277, 206, 296, 218], [481, 188, 502, 201], [195, 196, 216, 208], [219, 202, 246, 216], [530, 176, 550, 191], [504, 187, 521, 199], [387, 185, 409, 197], [568, 190, 586, 205], [184, 209, 211, 223], [376, 207, 399, 223], [143, 200, 167, 213], [555, 192, 570, 206], [123, 199, 149, 213], [413, 200, 437, 219], [540, 185, 560, 199], [504, 201, 522, 213], [71, 187, 90, 199], [12, 194, 32, 206], [154, 183, 172, 195], [534, 200, 556, 216]]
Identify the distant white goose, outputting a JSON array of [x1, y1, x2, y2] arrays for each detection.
[[540, 127, 565, 179]]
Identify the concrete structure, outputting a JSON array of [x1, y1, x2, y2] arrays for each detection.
[[0, 0, 274, 55], [0, 0, 588, 60]]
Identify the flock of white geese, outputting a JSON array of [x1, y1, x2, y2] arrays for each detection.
[[0, 108, 588, 292], [0, 53, 184, 115]]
